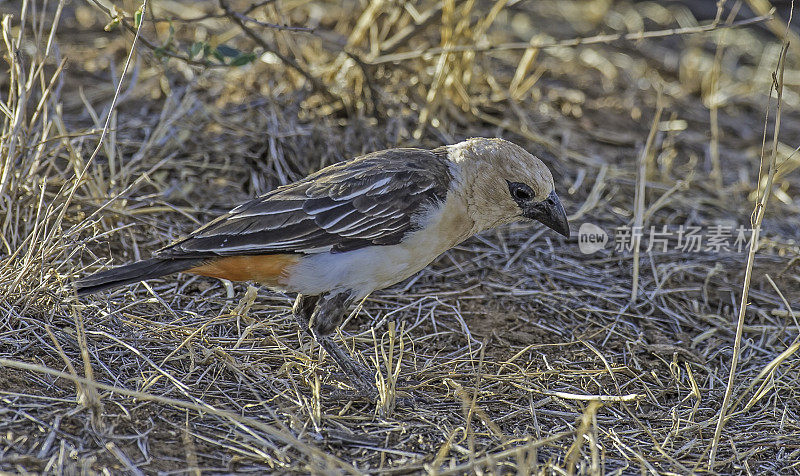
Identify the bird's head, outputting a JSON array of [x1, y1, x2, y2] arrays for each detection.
[[449, 138, 570, 237]]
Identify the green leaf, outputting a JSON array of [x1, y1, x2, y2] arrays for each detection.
[[215, 44, 240, 58], [189, 42, 204, 59], [134, 6, 144, 28], [230, 52, 256, 67], [104, 17, 120, 31], [105, 6, 125, 31]]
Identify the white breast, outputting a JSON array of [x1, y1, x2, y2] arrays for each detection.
[[282, 192, 473, 300]]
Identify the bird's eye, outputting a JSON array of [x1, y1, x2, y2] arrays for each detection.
[[507, 181, 534, 203], [513, 188, 531, 201]]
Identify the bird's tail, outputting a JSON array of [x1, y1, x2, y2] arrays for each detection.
[[76, 257, 205, 295]]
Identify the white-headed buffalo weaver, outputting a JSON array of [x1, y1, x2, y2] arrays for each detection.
[[77, 138, 569, 396]]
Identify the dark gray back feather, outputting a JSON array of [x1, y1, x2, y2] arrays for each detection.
[[159, 147, 453, 257]]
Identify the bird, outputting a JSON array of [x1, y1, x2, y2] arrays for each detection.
[[77, 137, 569, 397]]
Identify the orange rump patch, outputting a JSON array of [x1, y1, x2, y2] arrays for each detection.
[[187, 254, 299, 285]]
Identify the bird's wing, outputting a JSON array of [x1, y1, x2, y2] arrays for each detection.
[[159, 148, 453, 257]]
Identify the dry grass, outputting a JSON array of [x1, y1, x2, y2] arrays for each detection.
[[2, 0, 800, 474]]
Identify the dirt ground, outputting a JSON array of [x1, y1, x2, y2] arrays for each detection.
[[1, 0, 800, 474]]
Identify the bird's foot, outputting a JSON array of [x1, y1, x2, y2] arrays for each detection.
[[315, 334, 380, 397], [322, 385, 378, 402], [344, 362, 379, 400], [321, 384, 421, 409]]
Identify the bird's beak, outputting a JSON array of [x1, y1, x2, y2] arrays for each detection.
[[524, 190, 570, 237]]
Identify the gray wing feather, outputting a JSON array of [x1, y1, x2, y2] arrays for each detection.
[[158, 148, 453, 257]]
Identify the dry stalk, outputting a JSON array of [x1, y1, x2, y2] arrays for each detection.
[[631, 92, 664, 302], [708, 1, 741, 191], [370, 12, 774, 64], [565, 400, 603, 476], [708, 34, 791, 470], [60, 0, 148, 220], [0, 357, 359, 474]]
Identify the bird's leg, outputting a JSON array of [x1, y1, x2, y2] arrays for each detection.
[[292, 294, 318, 334], [293, 292, 376, 398]]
